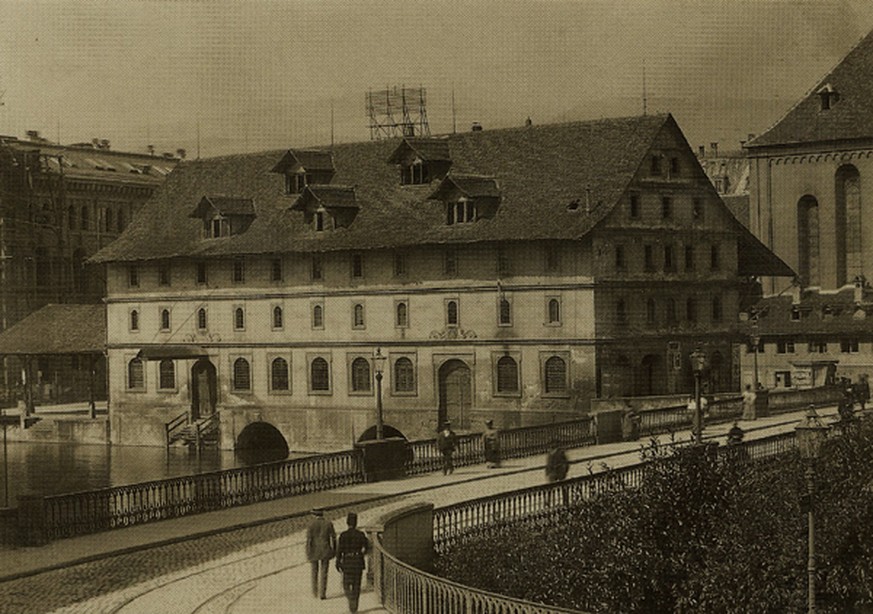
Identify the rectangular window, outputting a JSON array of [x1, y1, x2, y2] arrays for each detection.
[[545, 245, 560, 272], [710, 244, 721, 271], [444, 249, 458, 276], [808, 341, 828, 354], [644, 245, 655, 271], [670, 157, 680, 176], [664, 244, 674, 271], [351, 253, 364, 279], [311, 254, 323, 281], [196, 262, 207, 284], [615, 245, 626, 271], [685, 245, 695, 271], [646, 299, 656, 324], [393, 252, 407, 277], [158, 265, 171, 286], [629, 193, 640, 218], [128, 265, 139, 287], [650, 155, 662, 176], [270, 258, 283, 282], [661, 196, 672, 218], [777, 340, 795, 354], [496, 246, 510, 276], [840, 339, 859, 353], [686, 298, 697, 322], [232, 259, 245, 283], [746, 339, 765, 353], [211, 218, 222, 238], [711, 296, 723, 322], [616, 299, 627, 323], [692, 198, 703, 220]]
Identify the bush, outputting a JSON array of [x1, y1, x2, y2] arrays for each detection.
[[435, 424, 873, 613]]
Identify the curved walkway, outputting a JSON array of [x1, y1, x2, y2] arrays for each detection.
[[14, 408, 829, 614]]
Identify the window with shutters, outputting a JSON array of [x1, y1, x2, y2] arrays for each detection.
[[127, 357, 145, 390], [393, 357, 415, 394], [232, 357, 251, 391], [543, 355, 568, 395], [496, 356, 519, 394], [350, 357, 372, 393], [310, 357, 330, 392], [158, 360, 175, 390], [270, 357, 290, 391]]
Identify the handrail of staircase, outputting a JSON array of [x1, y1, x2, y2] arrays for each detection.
[[164, 411, 188, 448], [197, 412, 220, 438]]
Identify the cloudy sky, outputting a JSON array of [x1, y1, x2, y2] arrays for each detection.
[[2, 0, 873, 157]]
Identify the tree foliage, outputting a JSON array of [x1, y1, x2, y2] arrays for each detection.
[[436, 423, 873, 613]]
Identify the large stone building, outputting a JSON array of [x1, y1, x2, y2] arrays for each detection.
[[92, 114, 790, 450], [741, 28, 873, 387], [0, 133, 177, 404]]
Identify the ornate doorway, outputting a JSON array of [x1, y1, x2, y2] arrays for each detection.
[[191, 358, 217, 420], [438, 359, 472, 430]]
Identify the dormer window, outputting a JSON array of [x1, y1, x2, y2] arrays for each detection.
[[271, 149, 335, 194], [291, 185, 358, 232], [189, 196, 256, 239], [447, 198, 476, 225], [817, 84, 839, 111], [314, 209, 331, 232], [429, 173, 501, 227], [387, 138, 452, 186]]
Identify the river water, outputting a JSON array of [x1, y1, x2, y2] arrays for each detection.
[[0, 440, 293, 507]]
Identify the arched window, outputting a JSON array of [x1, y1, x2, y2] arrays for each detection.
[[351, 357, 371, 392], [105, 208, 114, 233], [127, 357, 144, 389], [353, 304, 365, 328], [544, 356, 567, 393], [396, 302, 408, 327], [499, 298, 512, 325], [233, 357, 251, 391], [646, 298, 656, 324], [310, 357, 329, 391], [496, 356, 519, 393], [836, 165, 862, 285], [158, 359, 175, 389], [446, 300, 459, 326], [797, 195, 821, 287], [273, 306, 283, 329], [234, 307, 245, 330], [271, 357, 289, 391], [197, 308, 207, 330], [67, 206, 75, 230], [80, 206, 89, 230], [312, 304, 324, 328], [394, 357, 415, 392], [130, 309, 139, 331], [160, 308, 170, 330], [548, 298, 561, 324]]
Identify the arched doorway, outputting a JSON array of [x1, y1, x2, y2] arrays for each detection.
[[637, 354, 666, 396], [438, 359, 472, 430], [190, 358, 217, 420], [235, 422, 289, 464]]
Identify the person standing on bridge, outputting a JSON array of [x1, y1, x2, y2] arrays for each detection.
[[482, 419, 501, 468], [336, 512, 370, 613], [305, 507, 336, 600], [437, 421, 458, 475]]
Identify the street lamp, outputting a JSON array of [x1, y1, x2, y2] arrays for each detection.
[[373, 347, 387, 440], [795, 405, 829, 614], [690, 346, 708, 445]]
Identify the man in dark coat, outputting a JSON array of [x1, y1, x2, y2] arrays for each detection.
[[436, 421, 458, 475], [482, 419, 501, 468], [305, 507, 336, 600], [336, 512, 370, 613]]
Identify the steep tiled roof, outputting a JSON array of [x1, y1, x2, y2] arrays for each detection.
[[748, 29, 873, 148], [0, 304, 105, 354], [741, 287, 873, 336], [270, 149, 335, 173], [92, 114, 704, 263], [190, 196, 255, 218]]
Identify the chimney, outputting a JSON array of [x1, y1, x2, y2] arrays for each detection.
[[525, 116, 532, 127], [471, 122, 483, 132], [26, 130, 40, 141], [698, 145, 705, 158], [92, 138, 100, 148], [147, 144, 155, 156], [710, 142, 718, 157], [99, 139, 110, 150], [176, 148, 187, 160]]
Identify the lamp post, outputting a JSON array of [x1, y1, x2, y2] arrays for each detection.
[[795, 405, 829, 614], [373, 347, 387, 441], [690, 346, 708, 445]]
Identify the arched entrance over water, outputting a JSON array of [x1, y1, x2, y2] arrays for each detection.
[[191, 358, 217, 420], [235, 422, 289, 464], [438, 359, 472, 430]]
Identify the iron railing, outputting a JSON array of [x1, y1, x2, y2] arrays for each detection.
[[164, 411, 188, 447]]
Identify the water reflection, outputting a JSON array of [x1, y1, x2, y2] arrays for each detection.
[[0, 441, 293, 506]]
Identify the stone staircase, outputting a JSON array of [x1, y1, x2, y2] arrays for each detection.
[[166, 414, 220, 450]]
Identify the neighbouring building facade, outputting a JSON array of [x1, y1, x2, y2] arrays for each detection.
[[0, 132, 177, 404], [92, 114, 790, 451], [742, 27, 873, 384]]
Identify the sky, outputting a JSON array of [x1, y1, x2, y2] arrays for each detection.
[[2, 0, 873, 158]]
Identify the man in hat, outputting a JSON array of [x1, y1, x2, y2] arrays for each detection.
[[436, 421, 458, 475], [305, 507, 336, 600], [336, 512, 370, 613], [482, 419, 501, 468]]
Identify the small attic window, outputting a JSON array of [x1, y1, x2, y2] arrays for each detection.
[[190, 196, 256, 239], [285, 172, 312, 195], [817, 84, 839, 111], [402, 159, 428, 185], [791, 306, 801, 321], [314, 208, 335, 232], [210, 217, 225, 238], [447, 198, 476, 225]]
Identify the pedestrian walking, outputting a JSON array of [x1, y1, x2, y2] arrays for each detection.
[[482, 419, 501, 468], [336, 512, 370, 613], [688, 394, 709, 437], [437, 421, 457, 475], [742, 384, 757, 420], [545, 444, 569, 482], [622, 408, 641, 441], [305, 507, 336, 600], [856, 375, 870, 411]]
